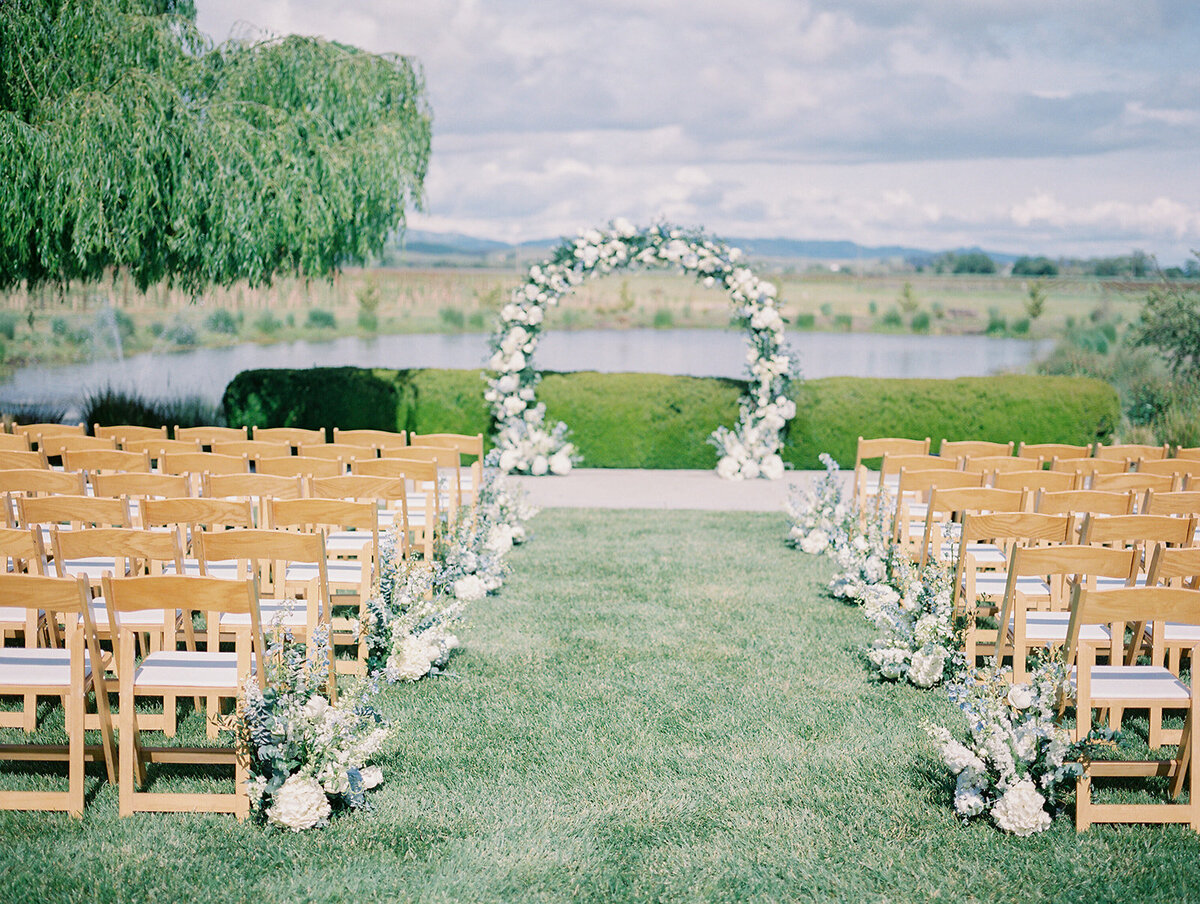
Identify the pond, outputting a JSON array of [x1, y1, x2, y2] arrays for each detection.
[[0, 329, 1053, 418]]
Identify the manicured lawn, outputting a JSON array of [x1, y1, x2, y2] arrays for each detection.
[[1, 509, 1198, 903]]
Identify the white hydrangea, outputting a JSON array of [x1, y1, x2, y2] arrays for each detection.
[[908, 646, 947, 688], [990, 780, 1052, 836], [267, 775, 332, 832], [454, 574, 487, 602]]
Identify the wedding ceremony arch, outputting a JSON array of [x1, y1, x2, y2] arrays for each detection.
[[484, 220, 797, 479]]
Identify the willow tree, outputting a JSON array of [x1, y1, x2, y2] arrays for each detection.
[[0, 0, 432, 293]]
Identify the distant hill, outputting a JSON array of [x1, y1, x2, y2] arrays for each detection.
[[388, 230, 1020, 267]]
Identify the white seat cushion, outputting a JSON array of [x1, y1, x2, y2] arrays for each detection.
[[59, 557, 118, 580], [161, 559, 239, 579], [285, 561, 365, 585], [1013, 611, 1111, 644], [325, 531, 373, 555], [0, 647, 92, 687], [0, 605, 34, 624], [1160, 622, 1200, 643], [220, 599, 307, 628], [89, 597, 178, 628], [1069, 665, 1191, 702], [133, 650, 254, 690], [967, 574, 1051, 598], [1093, 574, 1149, 591]]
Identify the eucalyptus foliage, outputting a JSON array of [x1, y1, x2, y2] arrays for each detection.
[[0, 0, 431, 292]]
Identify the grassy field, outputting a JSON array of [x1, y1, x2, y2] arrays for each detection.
[[0, 267, 1156, 376], [1, 509, 1197, 903]]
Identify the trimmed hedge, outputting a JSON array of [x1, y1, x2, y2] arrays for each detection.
[[222, 368, 1119, 470], [783, 375, 1119, 469]]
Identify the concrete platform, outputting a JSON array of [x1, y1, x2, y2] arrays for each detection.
[[509, 468, 846, 512]]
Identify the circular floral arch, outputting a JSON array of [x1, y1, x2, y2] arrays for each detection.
[[484, 220, 797, 480]]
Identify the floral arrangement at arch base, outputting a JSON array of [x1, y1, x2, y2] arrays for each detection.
[[485, 219, 797, 479]]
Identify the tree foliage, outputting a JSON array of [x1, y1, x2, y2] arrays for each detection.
[[1131, 277, 1200, 385], [0, 0, 432, 292]]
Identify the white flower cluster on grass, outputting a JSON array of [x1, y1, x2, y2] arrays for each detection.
[[485, 220, 798, 479]]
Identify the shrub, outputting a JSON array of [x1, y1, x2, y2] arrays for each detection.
[[438, 307, 465, 330], [880, 308, 903, 328], [985, 313, 1008, 336], [254, 311, 282, 335], [81, 387, 224, 430], [0, 310, 19, 341], [1010, 317, 1031, 336], [833, 314, 852, 331], [305, 309, 337, 330], [222, 367, 401, 434], [652, 308, 674, 328], [794, 313, 815, 329], [163, 317, 197, 346], [404, 369, 491, 438], [204, 309, 239, 335], [911, 311, 931, 333]]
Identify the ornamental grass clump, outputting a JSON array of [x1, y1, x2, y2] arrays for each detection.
[[239, 623, 390, 832]]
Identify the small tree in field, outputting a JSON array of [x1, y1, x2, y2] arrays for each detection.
[[1132, 275, 1200, 386], [0, 0, 431, 293]]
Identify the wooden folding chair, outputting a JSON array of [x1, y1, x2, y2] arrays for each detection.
[[953, 511, 1073, 663], [1138, 458, 1200, 487], [380, 447, 464, 519], [257, 455, 343, 479], [0, 450, 49, 470], [1078, 514, 1196, 590], [159, 452, 250, 487], [993, 469, 1077, 495], [1143, 491, 1200, 520], [201, 472, 305, 529], [1093, 442, 1170, 463], [0, 527, 50, 731], [38, 434, 116, 460], [94, 424, 168, 449], [102, 574, 263, 819], [960, 455, 1031, 479], [940, 439, 1014, 461], [1140, 545, 1200, 744], [332, 427, 407, 455], [0, 573, 116, 816], [1015, 442, 1091, 468], [0, 433, 31, 452], [852, 436, 931, 509], [352, 457, 441, 560], [409, 432, 485, 502], [892, 468, 984, 555], [1035, 489, 1136, 540], [64, 448, 152, 475], [123, 437, 201, 469], [0, 469, 86, 525], [298, 442, 374, 464], [1091, 472, 1178, 498], [309, 474, 410, 558], [209, 440, 291, 465], [140, 497, 254, 581], [12, 422, 85, 451], [1065, 585, 1200, 830], [266, 498, 377, 675], [918, 486, 1025, 567], [1177, 447, 1200, 461], [252, 426, 326, 450], [174, 425, 247, 449], [995, 545, 1138, 681], [16, 496, 133, 549]]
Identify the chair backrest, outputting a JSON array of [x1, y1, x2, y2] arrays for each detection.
[[52, 526, 185, 578], [63, 448, 151, 475], [878, 453, 957, 478], [1090, 472, 1176, 495], [201, 472, 304, 528], [1136, 458, 1200, 479], [1015, 442, 1090, 465], [0, 468, 86, 497], [959, 510, 1072, 545], [0, 525, 48, 574], [267, 497, 378, 532], [854, 436, 930, 470], [257, 455, 343, 479], [1145, 545, 1200, 590], [1078, 513, 1195, 549], [38, 434, 116, 458], [93, 424, 168, 447], [331, 428, 407, 452], [0, 572, 101, 661], [195, 528, 328, 604], [309, 474, 407, 504], [101, 574, 263, 687], [0, 433, 30, 451], [993, 469, 1076, 494], [1142, 491, 1200, 517], [12, 422, 85, 444], [408, 432, 484, 460], [0, 449, 49, 470], [351, 457, 439, 483], [252, 426, 326, 447], [140, 497, 254, 533], [297, 443, 374, 462], [210, 440, 291, 462], [1065, 586, 1200, 666], [124, 437, 201, 464], [919, 486, 1026, 565], [17, 494, 132, 529], [960, 455, 1030, 475], [1050, 457, 1127, 478], [1093, 442, 1170, 462], [1036, 489, 1135, 517], [174, 425, 247, 446], [896, 468, 984, 499], [1176, 446, 1200, 461], [159, 451, 250, 477], [940, 439, 1014, 460], [90, 471, 191, 500]]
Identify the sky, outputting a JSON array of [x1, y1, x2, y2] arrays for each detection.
[[195, 1, 1200, 263]]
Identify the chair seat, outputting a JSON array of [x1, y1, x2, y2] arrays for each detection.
[[133, 651, 255, 690], [325, 532, 373, 555], [88, 597, 179, 628], [1093, 574, 1149, 591], [966, 574, 1051, 598], [939, 541, 1006, 563], [0, 647, 92, 687], [219, 599, 307, 628], [161, 560, 239, 579], [59, 557, 118, 580], [1069, 665, 1191, 702], [0, 605, 34, 624], [1012, 611, 1111, 644], [1147, 622, 1200, 644], [284, 561, 365, 584]]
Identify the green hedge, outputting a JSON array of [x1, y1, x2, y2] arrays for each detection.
[[222, 368, 1119, 470], [783, 375, 1119, 469]]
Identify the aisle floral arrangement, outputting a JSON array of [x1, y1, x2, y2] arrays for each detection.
[[485, 219, 797, 479]]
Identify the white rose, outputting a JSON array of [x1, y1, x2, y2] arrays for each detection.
[[454, 574, 487, 602], [267, 775, 331, 832], [798, 529, 829, 555], [1007, 684, 1035, 710], [549, 450, 572, 475], [497, 374, 519, 394], [527, 306, 544, 325], [486, 523, 514, 556], [359, 765, 384, 790], [760, 454, 785, 480], [741, 459, 761, 480], [502, 396, 527, 416], [531, 455, 549, 476], [716, 456, 741, 480], [908, 647, 946, 688], [301, 694, 328, 720], [498, 448, 520, 472]]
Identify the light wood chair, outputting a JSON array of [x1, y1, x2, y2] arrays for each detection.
[[210, 440, 291, 465], [409, 432, 485, 500], [257, 455, 343, 480], [0, 469, 87, 524], [993, 469, 1077, 495], [159, 451, 249, 479], [1137, 458, 1200, 484], [1015, 442, 1091, 468], [90, 471, 191, 501], [1050, 457, 1128, 487], [918, 486, 1025, 567], [0, 449, 49, 470], [298, 442, 374, 464], [94, 424, 168, 449], [38, 434, 116, 460], [1093, 442, 1170, 463], [102, 574, 264, 819], [309, 474, 410, 558], [123, 437, 201, 469], [174, 425, 247, 448], [995, 545, 1138, 681], [852, 436, 931, 508], [1091, 472, 1178, 498], [16, 495, 133, 533], [380, 447, 465, 519], [1176, 447, 1200, 461], [960, 455, 1031, 478], [0, 573, 116, 817], [892, 467, 984, 555], [1064, 585, 1200, 830], [1140, 545, 1200, 744], [201, 472, 305, 529], [12, 422, 85, 450], [940, 439, 1014, 461], [1143, 491, 1200, 519], [252, 426, 326, 449], [352, 457, 442, 560], [0, 527, 50, 731], [1035, 490, 1137, 541], [953, 511, 1073, 663], [64, 448, 152, 475], [0, 433, 31, 452], [332, 427, 407, 455]]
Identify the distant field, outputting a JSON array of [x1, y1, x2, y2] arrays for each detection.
[[0, 267, 1155, 373]]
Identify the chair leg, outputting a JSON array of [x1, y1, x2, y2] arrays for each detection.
[[119, 695, 136, 816], [1076, 775, 1092, 831], [67, 687, 84, 818], [22, 693, 36, 733]]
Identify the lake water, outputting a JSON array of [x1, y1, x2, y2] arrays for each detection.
[[0, 329, 1053, 417]]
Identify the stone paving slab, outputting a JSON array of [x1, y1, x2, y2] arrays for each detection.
[[509, 468, 853, 512]]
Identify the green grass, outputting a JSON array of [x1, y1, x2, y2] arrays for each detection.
[[1, 510, 1198, 902]]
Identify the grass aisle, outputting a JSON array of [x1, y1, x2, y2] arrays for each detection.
[[2, 509, 1199, 903]]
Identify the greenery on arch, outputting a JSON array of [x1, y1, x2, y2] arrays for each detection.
[[0, 0, 432, 293], [484, 220, 798, 479]]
